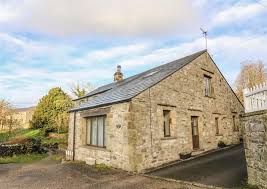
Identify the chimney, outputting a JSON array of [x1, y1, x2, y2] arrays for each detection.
[[114, 65, 123, 82]]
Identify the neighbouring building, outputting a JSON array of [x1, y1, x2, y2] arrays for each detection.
[[67, 50, 244, 172], [13, 107, 35, 129], [242, 85, 267, 189]]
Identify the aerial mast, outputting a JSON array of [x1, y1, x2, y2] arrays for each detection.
[[200, 27, 208, 51]]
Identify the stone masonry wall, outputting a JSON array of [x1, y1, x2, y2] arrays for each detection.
[[242, 110, 267, 189], [67, 102, 137, 171], [68, 52, 244, 172], [131, 52, 244, 171]]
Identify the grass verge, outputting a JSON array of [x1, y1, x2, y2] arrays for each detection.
[[0, 153, 48, 164], [0, 129, 67, 148]]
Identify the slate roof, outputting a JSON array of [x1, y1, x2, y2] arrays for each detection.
[[71, 50, 206, 112]]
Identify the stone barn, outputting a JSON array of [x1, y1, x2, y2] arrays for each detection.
[[67, 50, 244, 172]]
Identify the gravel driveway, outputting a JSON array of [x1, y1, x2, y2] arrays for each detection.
[[0, 155, 188, 189], [0, 145, 247, 189]]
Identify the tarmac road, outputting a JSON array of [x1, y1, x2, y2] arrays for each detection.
[[149, 144, 248, 188]]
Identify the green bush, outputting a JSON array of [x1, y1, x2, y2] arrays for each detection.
[[30, 87, 73, 131]]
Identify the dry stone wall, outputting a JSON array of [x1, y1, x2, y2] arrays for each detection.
[[242, 110, 267, 189]]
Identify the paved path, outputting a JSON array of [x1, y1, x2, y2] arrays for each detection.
[[0, 156, 188, 189], [148, 144, 248, 188]]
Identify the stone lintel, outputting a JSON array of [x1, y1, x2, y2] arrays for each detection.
[[157, 103, 176, 108], [188, 108, 202, 112], [80, 107, 111, 118], [201, 67, 214, 74]]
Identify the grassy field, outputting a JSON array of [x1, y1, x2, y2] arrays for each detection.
[[0, 153, 48, 164]]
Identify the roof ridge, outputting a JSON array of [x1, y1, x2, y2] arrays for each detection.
[[71, 49, 206, 111]]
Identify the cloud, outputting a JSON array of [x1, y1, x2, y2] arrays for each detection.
[[211, 3, 265, 27], [0, 1, 18, 23], [1, 30, 267, 107], [0, 0, 200, 36], [86, 44, 150, 61], [116, 35, 267, 83]]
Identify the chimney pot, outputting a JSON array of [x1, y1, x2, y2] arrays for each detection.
[[114, 65, 123, 82]]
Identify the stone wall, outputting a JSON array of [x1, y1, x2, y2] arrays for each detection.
[[67, 102, 137, 171], [68, 52, 244, 172], [242, 110, 267, 189], [131, 52, 244, 171]]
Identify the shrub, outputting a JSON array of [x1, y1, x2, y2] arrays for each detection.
[[30, 87, 73, 131], [42, 127, 57, 137], [218, 141, 227, 148]]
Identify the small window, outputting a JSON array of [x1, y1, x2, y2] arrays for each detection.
[[87, 116, 106, 147], [233, 115, 238, 132], [204, 75, 212, 97], [215, 117, 219, 135], [163, 110, 171, 137]]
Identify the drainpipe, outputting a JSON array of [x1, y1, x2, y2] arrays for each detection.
[[149, 88, 154, 156], [72, 112, 76, 161]]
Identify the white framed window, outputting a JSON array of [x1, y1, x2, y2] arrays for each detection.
[[86, 116, 106, 147]]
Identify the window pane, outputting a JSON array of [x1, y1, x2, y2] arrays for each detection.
[[192, 126, 198, 135], [204, 76, 211, 96], [86, 119, 91, 144], [233, 116, 236, 131], [163, 110, 170, 136], [192, 117, 199, 135], [97, 117, 104, 147], [91, 118, 97, 145], [215, 118, 219, 134]]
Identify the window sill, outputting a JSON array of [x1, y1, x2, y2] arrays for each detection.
[[82, 145, 109, 152], [161, 136, 177, 140], [215, 134, 223, 136]]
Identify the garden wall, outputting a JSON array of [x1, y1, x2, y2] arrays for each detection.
[[242, 110, 267, 189]]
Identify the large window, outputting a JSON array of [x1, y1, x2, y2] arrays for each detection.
[[87, 116, 106, 147], [215, 117, 219, 135], [204, 75, 212, 97], [163, 110, 171, 137]]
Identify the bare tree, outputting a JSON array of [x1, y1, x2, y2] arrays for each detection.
[[234, 60, 266, 104], [70, 82, 95, 98]]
